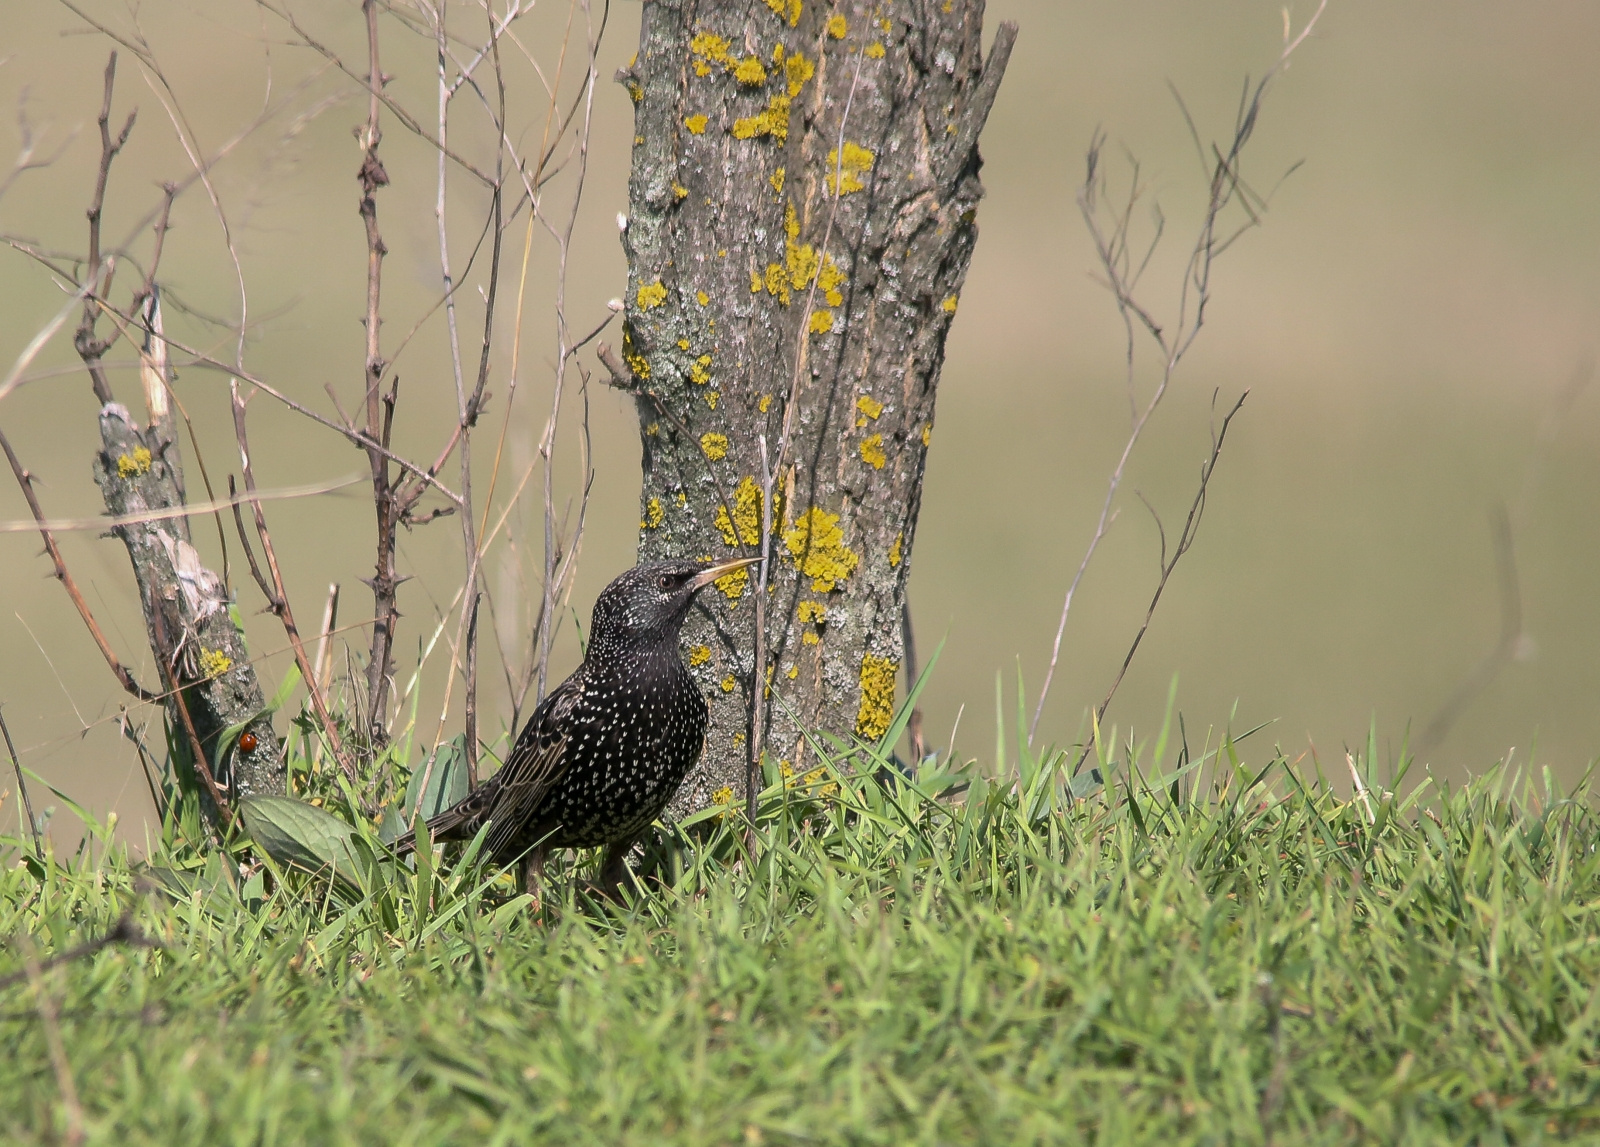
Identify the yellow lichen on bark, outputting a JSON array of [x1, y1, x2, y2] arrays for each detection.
[[116, 446, 152, 478], [825, 142, 875, 195], [763, 0, 802, 29], [690, 31, 732, 66], [715, 476, 769, 547], [714, 567, 748, 600], [784, 52, 814, 96], [855, 654, 899, 740], [785, 506, 859, 591], [734, 56, 768, 85], [623, 327, 651, 379]]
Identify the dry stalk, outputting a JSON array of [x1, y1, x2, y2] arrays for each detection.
[[73, 52, 137, 406], [354, 0, 403, 744], [0, 706, 41, 856], [19, 937, 84, 1147], [0, 427, 157, 702], [226, 385, 355, 778], [149, 607, 233, 830], [747, 41, 874, 826], [1073, 389, 1248, 770], [1030, 1, 1326, 745]]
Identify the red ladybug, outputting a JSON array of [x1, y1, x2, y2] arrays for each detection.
[[239, 731, 258, 754]]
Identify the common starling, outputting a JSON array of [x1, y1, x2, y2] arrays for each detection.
[[391, 556, 758, 895]]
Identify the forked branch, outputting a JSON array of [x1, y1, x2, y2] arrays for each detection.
[[1030, 1, 1325, 745]]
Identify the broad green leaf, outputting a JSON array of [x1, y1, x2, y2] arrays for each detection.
[[406, 734, 471, 822], [240, 795, 363, 887]]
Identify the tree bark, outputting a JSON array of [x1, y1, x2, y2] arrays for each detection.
[[92, 403, 285, 814], [616, 0, 1014, 812]]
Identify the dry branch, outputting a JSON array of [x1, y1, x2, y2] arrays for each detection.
[[1030, 2, 1325, 745]]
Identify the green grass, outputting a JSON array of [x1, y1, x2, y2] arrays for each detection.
[[4, 720, 1600, 1145]]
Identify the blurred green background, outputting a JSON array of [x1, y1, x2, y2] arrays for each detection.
[[1, 1, 1597, 845]]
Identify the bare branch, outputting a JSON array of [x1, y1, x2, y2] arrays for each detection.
[[1075, 390, 1248, 770], [73, 51, 136, 405], [0, 706, 41, 856], [0, 427, 158, 701], [227, 383, 355, 778], [355, 0, 399, 742], [1030, 1, 1325, 744], [18, 937, 85, 1147], [254, 0, 495, 186]]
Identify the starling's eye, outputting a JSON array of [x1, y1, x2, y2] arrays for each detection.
[[658, 574, 674, 590]]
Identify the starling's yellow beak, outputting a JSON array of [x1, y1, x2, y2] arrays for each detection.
[[688, 555, 762, 593]]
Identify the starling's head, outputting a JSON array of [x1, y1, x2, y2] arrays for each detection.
[[590, 557, 760, 646]]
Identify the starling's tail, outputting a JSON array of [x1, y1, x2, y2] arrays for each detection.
[[388, 791, 486, 857]]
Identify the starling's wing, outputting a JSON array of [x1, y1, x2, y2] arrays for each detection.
[[477, 675, 584, 863], [389, 673, 580, 860]]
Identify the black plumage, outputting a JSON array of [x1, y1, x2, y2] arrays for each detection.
[[391, 557, 757, 894]]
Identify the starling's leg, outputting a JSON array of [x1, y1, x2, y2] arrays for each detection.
[[597, 840, 635, 901], [519, 846, 547, 908]]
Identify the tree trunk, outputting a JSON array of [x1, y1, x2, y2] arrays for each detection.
[[92, 403, 285, 815], [615, 0, 1014, 812]]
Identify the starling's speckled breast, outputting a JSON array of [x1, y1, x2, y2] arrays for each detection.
[[515, 637, 707, 851]]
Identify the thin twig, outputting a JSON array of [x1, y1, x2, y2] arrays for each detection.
[[1416, 506, 1521, 753], [314, 583, 340, 696], [1417, 362, 1594, 753], [118, 711, 168, 821], [464, 591, 481, 788], [1030, 1, 1326, 744], [0, 706, 41, 856], [749, 433, 775, 827], [355, 0, 399, 740], [0, 426, 158, 701], [748, 39, 874, 819], [19, 937, 85, 1147], [530, 0, 585, 702], [74, 50, 137, 406], [228, 385, 354, 777], [1346, 750, 1376, 824], [150, 606, 232, 830], [1074, 391, 1248, 770], [0, 471, 361, 534], [146, 341, 464, 508], [902, 598, 925, 765], [254, 0, 496, 186], [0, 911, 159, 991]]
